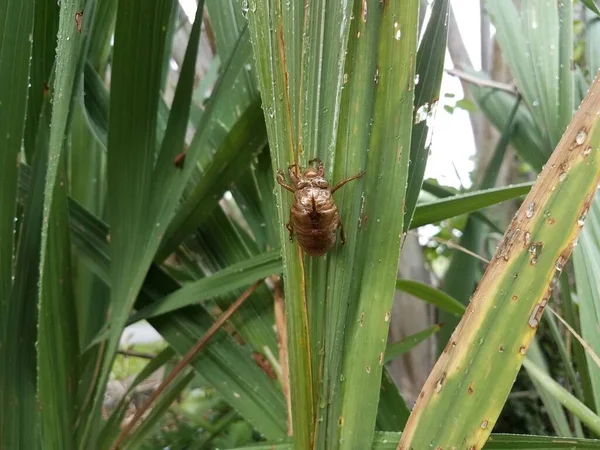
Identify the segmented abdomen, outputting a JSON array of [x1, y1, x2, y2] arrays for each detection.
[[291, 200, 339, 256]]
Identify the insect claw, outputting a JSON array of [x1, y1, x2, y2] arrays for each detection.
[[330, 169, 365, 194], [277, 170, 296, 193], [288, 164, 300, 185]]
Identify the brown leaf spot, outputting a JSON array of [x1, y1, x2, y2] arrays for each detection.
[[173, 151, 186, 169], [252, 352, 276, 379], [497, 227, 520, 261], [75, 11, 83, 33], [528, 299, 548, 328]]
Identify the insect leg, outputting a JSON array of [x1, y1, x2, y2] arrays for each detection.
[[330, 170, 366, 194], [338, 221, 346, 245], [276, 169, 296, 193], [288, 164, 299, 185], [286, 220, 294, 241]]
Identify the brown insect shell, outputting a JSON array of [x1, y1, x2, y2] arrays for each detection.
[[290, 168, 340, 257]]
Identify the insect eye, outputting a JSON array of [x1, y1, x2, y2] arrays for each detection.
[[297, 181, 309, 189], [316, 180, 328, 188]]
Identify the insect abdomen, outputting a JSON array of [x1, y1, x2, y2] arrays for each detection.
[[291, 201, 339, 256], [295, 228, 336, 256]]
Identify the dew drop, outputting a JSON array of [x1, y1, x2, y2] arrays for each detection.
[[578, 209, 588, 226], [241, 0, 249, 17], [526, 201, 535, 218], [434, 372, 446, 393], [528, 241, 543, 265], [414, 103, 429, 124], [576, 129, 587, 145]]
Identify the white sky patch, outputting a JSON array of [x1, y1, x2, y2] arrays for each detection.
[[179, 0, 198, 22], [426, 49, 475, 190], [424, 0, 482, 190], [120, 321, 162, 345]]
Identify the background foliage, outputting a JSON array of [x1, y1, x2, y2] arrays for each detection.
[[1, 0, 600, 449]]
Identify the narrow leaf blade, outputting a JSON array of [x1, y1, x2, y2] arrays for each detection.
[[399, 71, 600, 450]]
